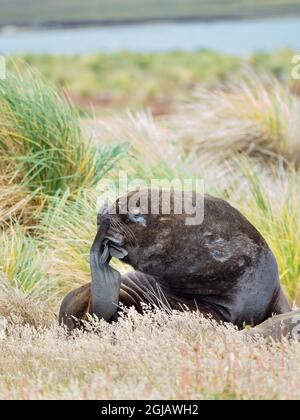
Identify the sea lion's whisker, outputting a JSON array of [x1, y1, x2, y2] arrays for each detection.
[[110, 219, 126, 236], [123, 225, 137, 245], [110, 219, 126, 240], [111, 218, 137, 245]]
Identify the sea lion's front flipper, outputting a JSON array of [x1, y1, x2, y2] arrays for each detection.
[[90, 218, 122, 322], [247, 310, 300, 342], [268, 287, 292, 316]]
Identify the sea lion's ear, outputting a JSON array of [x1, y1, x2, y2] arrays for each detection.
[[100, 202, 109, 216], [97, 213, 101, 226], [97, 203, 109, 225]]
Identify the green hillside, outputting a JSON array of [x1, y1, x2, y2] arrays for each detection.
[[1, 0, 300, 26]]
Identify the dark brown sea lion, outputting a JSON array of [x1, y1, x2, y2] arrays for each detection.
[[59, 189, 292, 333]]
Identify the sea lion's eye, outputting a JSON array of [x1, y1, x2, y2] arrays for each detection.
[[128, 208, 146, 226], [131, 207, 140, 215]]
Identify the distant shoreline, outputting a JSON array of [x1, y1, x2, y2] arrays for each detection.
[[1, 13, 299, 31]]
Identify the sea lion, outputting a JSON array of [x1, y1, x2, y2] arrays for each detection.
[[59, 188, 292, 333]]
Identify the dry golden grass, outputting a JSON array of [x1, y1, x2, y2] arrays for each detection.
[[0, 309, 300, 400], [0, 274, 53, 327], [82, 111, 182, 180], [172, 75, 300, 167], [0, 173, 40, 227]]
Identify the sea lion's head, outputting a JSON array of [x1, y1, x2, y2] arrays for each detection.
[[97, 188, 203, 278]]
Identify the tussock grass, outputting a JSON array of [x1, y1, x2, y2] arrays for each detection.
[[0, 310, 300, 400], [0, 173, 38, 226], [41, 190, 96, 296], [0, 68, 127, 218], [172, 75, 300, 167], [11, 51, 240, 110], [84, 111, 184, 180]]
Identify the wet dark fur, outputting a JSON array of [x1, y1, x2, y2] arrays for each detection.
[[59, 189, 291, 330]]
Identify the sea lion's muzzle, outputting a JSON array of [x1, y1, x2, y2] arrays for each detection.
[[96, 206, 128, 264], [99, 224, 127, 264]]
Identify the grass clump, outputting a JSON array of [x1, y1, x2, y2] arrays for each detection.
[[0, 69, 127, 199], [41, 190, 96, 296], [85, 111, 185, 180], [172, 74, 300, 167], [0, 173, 38, 226]]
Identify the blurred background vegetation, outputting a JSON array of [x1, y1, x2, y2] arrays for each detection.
[[8, 48, 298, 114]]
